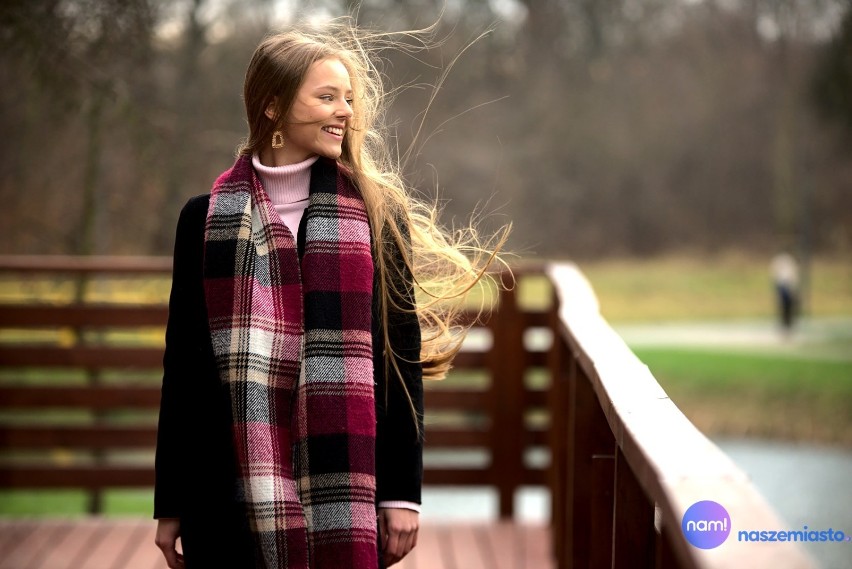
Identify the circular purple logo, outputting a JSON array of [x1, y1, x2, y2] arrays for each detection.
[[682, 500, 731, 549]]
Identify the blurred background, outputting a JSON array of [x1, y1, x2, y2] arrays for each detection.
[[1, 0, 851, 567], [1, 0, 851, 261]]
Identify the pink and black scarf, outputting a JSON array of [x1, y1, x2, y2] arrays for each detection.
[[203, 155, 377, 568]]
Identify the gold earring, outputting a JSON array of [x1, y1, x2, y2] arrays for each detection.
[[271, 130, 285, 149]]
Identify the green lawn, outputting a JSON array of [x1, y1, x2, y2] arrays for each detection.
[[551, 256, 852, 447], [580, 255, 852, 322], [634, 347, 852, 445], [0, 489, 154, 517]]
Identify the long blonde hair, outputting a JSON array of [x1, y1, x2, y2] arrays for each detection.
[[240, 20, 509, 417]]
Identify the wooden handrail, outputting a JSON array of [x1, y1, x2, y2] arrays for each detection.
[[0, 255, 546, 277], [0, 255, 172, 274], [0, 306, 169, 326], [546, 263, 815, 569]]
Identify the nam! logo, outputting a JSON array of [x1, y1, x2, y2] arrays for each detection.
[[682, 500, 731, 549]]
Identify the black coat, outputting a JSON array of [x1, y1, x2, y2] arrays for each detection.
[[154, 194, 424, 567]]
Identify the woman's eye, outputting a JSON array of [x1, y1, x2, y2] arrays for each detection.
[[345, 99, 354, 106], [320, 95, 333, 101]]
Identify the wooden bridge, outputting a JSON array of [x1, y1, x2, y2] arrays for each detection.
[[0, 256, 816, 568], [0, 518, 550, 569]]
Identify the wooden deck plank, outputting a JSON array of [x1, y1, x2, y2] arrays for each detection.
[[488, 522, 525, 569], [122, 523, 168, 569], [108, 521, 157, 569], [77, 520, 146, 569], [435, 525, 459, 569], [0, 520, 35, 565], [483, 520, 526, 569], [1, 520, 66, 569], [0, 519, 38, 558], [38, 520, 102, 569], [67, 521, 116, 569], [0, 519, 552, 569], [446, 523, 489, 569], [397, 524, 449, 569], [25, 523, 76, 569]]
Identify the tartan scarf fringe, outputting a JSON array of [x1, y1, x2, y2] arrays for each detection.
[[204, 155, 378, 569]]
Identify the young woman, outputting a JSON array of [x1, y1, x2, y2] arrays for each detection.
[[154, 22, 504, 569]]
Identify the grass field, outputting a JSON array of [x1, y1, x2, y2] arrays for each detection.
[[634, 347, 852, 445], [542, 255, 852, 446], [0, 489, 154, 517], [580, 254, 852, 322]]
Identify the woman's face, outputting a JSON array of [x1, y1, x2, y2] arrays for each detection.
[[269, 58, 354, 164]]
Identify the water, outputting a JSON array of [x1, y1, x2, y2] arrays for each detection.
[[419, 441, 852, 569], [716, 439, 852, 569]]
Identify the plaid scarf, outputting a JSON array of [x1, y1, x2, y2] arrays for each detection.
[[203, 155, 378, 568]]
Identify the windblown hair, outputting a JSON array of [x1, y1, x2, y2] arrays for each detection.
[[239, 20, 509, 418]]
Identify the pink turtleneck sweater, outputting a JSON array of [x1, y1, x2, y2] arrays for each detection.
[[251, 154, 420, 515], [252, 154, 316, 237]]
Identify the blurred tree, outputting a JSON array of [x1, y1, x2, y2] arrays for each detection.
[[0, 0, 850, 258], [812, 4, 852, 134], [0, 0, 155, 254], [155, 0, 209, 251]]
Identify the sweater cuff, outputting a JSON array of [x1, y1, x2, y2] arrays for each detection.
[[377, 501, 421, 513]]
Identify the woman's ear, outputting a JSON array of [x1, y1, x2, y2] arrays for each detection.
[[264, 97, 278, 121]]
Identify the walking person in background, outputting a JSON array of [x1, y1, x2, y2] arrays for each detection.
[[152, 21, 506, 569], [770, 251, 800, 333]]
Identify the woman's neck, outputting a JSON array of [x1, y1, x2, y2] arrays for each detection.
[[252, 154, 318, 206], [258, 146, 315, 168]]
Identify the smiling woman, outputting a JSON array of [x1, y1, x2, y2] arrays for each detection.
[[260, 58, 354, 165], [152, 20, 508, 569]]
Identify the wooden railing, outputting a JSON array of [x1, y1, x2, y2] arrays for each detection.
[[424, 266, 552, 517], [546, 263, 815, 569], [0, 256, 173, 512], [0, 256, 817, 567], [0, 256, 550, 517]]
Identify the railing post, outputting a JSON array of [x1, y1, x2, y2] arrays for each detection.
[[74, 272, 105, 515], [612, 446, 656, 568], [566, 358, 615, 569], [490, 270, 525, 518], [656, 518, 682, 569], [548, 291, 569, 567]]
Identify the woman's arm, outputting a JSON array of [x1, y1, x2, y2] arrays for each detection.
[[374, 224, 424, 566], [374, 224, 424, 506], [154, 196, 209, 520], [378, 508, 419, 567], [155, 518, 185, 569]]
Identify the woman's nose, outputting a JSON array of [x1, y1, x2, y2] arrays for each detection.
[[337, 102, 354, 119]]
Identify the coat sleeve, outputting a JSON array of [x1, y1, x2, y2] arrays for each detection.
[[374, 224, 424, 505], [153, 195, 209, 519]]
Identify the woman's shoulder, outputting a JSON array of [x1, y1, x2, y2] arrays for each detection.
[[176, 194, 210, 225], [173, 194, 210, 242], [181, 194, 210, 216]]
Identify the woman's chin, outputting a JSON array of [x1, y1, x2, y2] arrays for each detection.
[[319, 147, 343, 160]]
